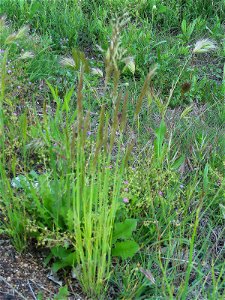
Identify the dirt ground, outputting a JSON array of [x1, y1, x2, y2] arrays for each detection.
[[0, 235, 84, 300]]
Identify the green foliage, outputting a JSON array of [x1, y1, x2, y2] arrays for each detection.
[[112, 240, 139, 260], [112, 219, 139, 259], [0, 3, 224, 300], [53, 286, 69, 300], [1, 0, 224, 106], [113, 219, 137, 242], [180, 19, 197, 42]]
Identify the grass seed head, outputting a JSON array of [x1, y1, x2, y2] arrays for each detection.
[[0, 15, 7, 33], [193, 39, 217, 54], [19, 51, 35, 60], [60, 56, 76, 68], [5, 25, 29, 44], [16, 25, 29, 39]]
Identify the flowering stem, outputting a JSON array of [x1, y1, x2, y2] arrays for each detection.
[[0, 48, 9, 152], [163, 55, 192, 118]]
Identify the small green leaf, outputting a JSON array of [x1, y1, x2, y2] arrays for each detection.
[[71, 48, 90, 73], [203, 163, 209, 192], [181, 19, 187, 34], [158, 5, 169, 14], [155, 120, 166, 141], [54, 286, 69, 300], [29, 2, 41, 18], [37, 291, 44, 300], [52, 260, 72, 273], [154, 120, 166, 161], [62, 86, 74, 113], [113, 219, 137, 243], [72, 48, 80, 70], [51, 246, 69, 258], [44, 252, 53, 266], [112, 240, 139, 259], [171, 155, 185, 170], [46, 81, 60, 106], [50, 246, 76, 272]]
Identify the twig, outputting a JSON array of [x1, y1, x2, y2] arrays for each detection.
[[186, 157, 194, 171], [29, 279, 54, 295], [0, 275, 27, 300], [0, 291, 15, 296], [160, 256, 198, 266], [28, 280, 37, 300]]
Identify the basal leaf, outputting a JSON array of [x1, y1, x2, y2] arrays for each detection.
[[113, 219, 137, 243], [112, 240, 139, 259]]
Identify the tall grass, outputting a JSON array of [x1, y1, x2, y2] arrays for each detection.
[[0, 0, 84, 49], [0, 16, 154, 298]]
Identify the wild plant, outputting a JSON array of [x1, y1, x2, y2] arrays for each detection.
[[0, 14, 156, 298]]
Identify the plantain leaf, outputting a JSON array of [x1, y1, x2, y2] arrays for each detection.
[[113, 219, 137, 243], [112, 240, 139, 259]]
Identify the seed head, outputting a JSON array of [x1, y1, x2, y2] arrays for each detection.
[[5, 25, 29, 44], [60, 56, 76, 68], [193, 39, 217, 54], [91, 67, 103, 77], [0, 16, 7, 33], [19, 51, 34, 60], [16, 26, 29, 39]]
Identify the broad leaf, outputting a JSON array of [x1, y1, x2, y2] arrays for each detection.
[[113, 219, 137, 243], [112, 240, 139, 259], [54, 286, 69, 300]]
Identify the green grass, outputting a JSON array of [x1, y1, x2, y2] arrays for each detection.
[[1, 0, 224, 109], [0, 1, 225, 299]]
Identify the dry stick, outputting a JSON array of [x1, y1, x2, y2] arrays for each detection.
[[29, 279, 54, 295], [160, 256, 198, 266], [0, 275, 27, 300], [0, 291, 15, 297], [163, 58, 190, 118], [27, 280, 37, 300]]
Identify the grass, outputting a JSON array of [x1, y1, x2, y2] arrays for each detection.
[[0, 1, 225, 299]]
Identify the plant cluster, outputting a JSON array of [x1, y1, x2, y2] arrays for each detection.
[[0, 2, 224, 299]]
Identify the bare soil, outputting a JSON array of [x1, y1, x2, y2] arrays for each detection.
[[0, 235, 84, 300]]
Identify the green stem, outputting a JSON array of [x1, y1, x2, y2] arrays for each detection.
[[181, 203, 201, 300]]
